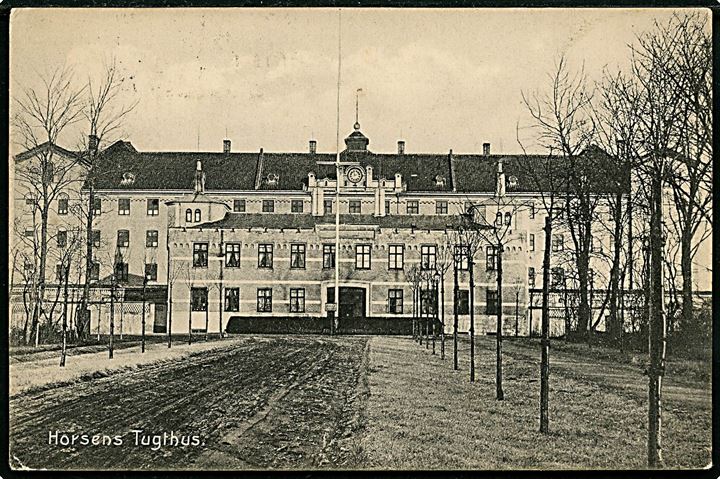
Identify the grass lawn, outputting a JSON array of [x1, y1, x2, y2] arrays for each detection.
[[358, 335, 711, 470]]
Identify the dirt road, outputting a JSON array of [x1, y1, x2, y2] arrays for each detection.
[[9, 335, 369, 470]]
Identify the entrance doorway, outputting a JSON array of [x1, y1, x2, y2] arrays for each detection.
[[327, 286, 366, 319], [153, 303, 167, 333]]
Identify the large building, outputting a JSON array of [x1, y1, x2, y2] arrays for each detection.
[[15, 120, 693, 339]]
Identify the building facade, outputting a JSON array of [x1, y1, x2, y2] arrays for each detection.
[[15, 121, 699, 338]]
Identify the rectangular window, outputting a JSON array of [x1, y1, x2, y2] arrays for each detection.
[[146, 230, 159, 248], [92, 230, 101, 247], [385, 200, 390, 215], [56, 263, 66, 281], [25, 197, 34, 206], [262, 200, 275, 213], [92, 197, 102, 216], [145, 263, 158, 281], [90, 262, 100, 281], [456, 290, 470, 315], [552, 234, 564, 252], [486, 289, 498, 315], [486, 245, 497, 271], [435, 200, 448, 215], [529, 234, 535, 252], [117, 230, 129, 248], [388, 289, 404, 314], [191, 287, 208, 312], [24, 228, 34, 238], [504, 212, 512, 226], [420, 289, 437, 316], [233, 199, 246, 212], [551, 267, 565, 289], [323, 244, 335, 269], [530, 203, 536, 219], [388, 245, 404, 270], [407, 200, 419, 215], [591, 236, 603, 253], [193, 242, 209, 267], [58, 197, 69, 215], [224, 288, 240, 312], [115, 262, 129, 282], [454, 245, 469, 271], [118, 198, 130, 215], [57, 230, 67, 247], [289, 288, 305, 313], [324, 199, 333, 215], [528, 267, 536, 288], [258, 244, 273, 268], [291, 200, 304, 213], [495, 212, 503, 226], [257, 288, 273, 312], [355, 244, 371, 270], [147, 199, 159, 216], [290, 243, 306, 269], [225, 243, 241, 268], [420, 245, 437, 270], [349, 200, 361, 214]]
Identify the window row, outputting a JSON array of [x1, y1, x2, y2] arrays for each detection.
[[189, 287, 307, 313], [108, 230, 160, 248], [191, 243, 471, 271], [115, 199, 160, 216]]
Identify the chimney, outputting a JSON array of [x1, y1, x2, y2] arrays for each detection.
[[88, 134, 99, 154], [309, 140, 317, 154], [195, 160, 206, 194], [223, 139, 231, 154], [483, 142, 491, 156], [496, 159, 506, 197], [397, 140, 405, 155]]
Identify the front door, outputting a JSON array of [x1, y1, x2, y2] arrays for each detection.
[[153, 304, 167, 333], [327, 287, 366, 319]]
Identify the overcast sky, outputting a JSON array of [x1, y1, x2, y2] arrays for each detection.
[[9, 8, 707, 155]]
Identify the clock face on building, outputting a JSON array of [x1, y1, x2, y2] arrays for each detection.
[[346, 167, 364, 184]]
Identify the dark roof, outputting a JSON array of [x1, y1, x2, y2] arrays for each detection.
[[83, 138, 623, 194], [14, 141, 86, 164], [193, 213, 460, 231]]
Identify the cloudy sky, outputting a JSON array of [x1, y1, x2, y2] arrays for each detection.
[[9, 8, 706, 155]]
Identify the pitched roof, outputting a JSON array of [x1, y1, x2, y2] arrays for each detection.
[[83, 138, 623, 194]]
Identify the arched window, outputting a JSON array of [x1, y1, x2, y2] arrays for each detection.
[[185, 209, 192, 222], [195, 209, 201, 222], [504, 212, 512, 226]]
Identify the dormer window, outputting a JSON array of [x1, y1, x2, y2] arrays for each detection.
[[435, 175, 446, 188], [266, 173, 279, 187], [120, 172, 136, 186], [507, 176, 518, 188]]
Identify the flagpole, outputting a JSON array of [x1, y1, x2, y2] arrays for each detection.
[[333, 8, 342, 335]]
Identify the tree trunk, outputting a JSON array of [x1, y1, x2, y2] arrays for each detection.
[[168, 282, 173, 348], [109, 282, 115, 359], [141, 281, 146, 353], [608, 191, 624, 345], [469, 257, 475, 382], [540, 216, 552, 433], [496, 244, 504, 400], [188, 292, 193, 345], [648, 170, 666, 468], [453, 262, 459, 370], [440, 274, 445, 360], [60, 269, 69, 367], [79, 185, 95, 342], [680, 230, 694, 339]]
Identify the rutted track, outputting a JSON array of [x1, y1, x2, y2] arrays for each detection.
[[9, 335, 370, 470]]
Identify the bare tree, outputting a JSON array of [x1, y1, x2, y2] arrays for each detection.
[[13, 67, 86, 346], [77, 59, 138, 340], [522, 56, 598, 342], [435, 239, 453, 360]]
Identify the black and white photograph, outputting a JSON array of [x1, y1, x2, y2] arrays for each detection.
[[5, 6, 714, 472]]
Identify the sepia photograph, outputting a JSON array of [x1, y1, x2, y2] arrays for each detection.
[[5, 6, 714, 472]]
